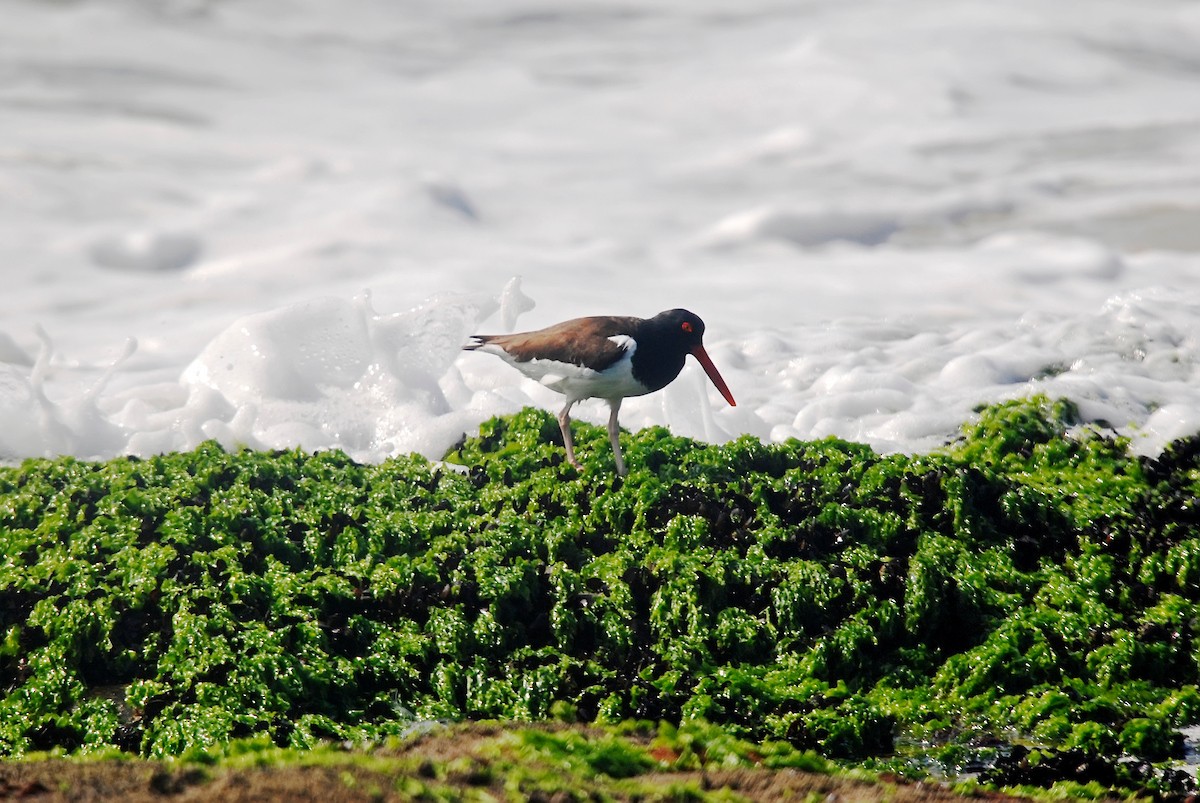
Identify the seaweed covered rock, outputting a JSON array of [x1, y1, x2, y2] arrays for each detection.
[[0, 397, 1198, 798]]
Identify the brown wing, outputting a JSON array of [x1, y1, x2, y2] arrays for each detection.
[[467, 315, 640, 372]]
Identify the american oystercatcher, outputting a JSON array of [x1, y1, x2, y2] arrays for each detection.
[[464, 308, 736, 476]]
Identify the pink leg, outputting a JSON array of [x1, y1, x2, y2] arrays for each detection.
[[607, 398, 626, 477], [557, 401, 582, 469]]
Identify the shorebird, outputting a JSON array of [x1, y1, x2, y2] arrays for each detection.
[[464, 308, 736, 475]]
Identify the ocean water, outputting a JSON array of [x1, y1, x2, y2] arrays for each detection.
[[3, 0, 1200, 464]]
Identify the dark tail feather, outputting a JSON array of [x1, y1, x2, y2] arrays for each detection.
[[463, 335, 490, 351]]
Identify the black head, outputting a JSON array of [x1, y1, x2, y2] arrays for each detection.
[[646, 308, 707, 349], [634, 309, 735, 405]]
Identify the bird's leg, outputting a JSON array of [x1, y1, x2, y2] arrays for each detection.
[[557, 400, 582, 469], [607, 398, 627, 477]]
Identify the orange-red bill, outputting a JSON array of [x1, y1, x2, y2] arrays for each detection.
[[690, 345, 736, 407]]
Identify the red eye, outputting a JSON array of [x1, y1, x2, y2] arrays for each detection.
[[681, 321, 693, 333]]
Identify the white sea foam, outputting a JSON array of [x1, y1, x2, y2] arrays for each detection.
[[2, 0, 1199, 464]]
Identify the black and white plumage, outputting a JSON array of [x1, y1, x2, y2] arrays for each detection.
[[464, 308, 736, 475]]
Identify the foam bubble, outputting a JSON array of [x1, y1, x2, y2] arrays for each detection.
[[701, 206, 903, 249], [89, 230, 203, 273], [976, 231, 1124, 282]]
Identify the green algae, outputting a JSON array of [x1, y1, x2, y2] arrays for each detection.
[[0, 720, 839, 802], [1, 396, 1199, 798]]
